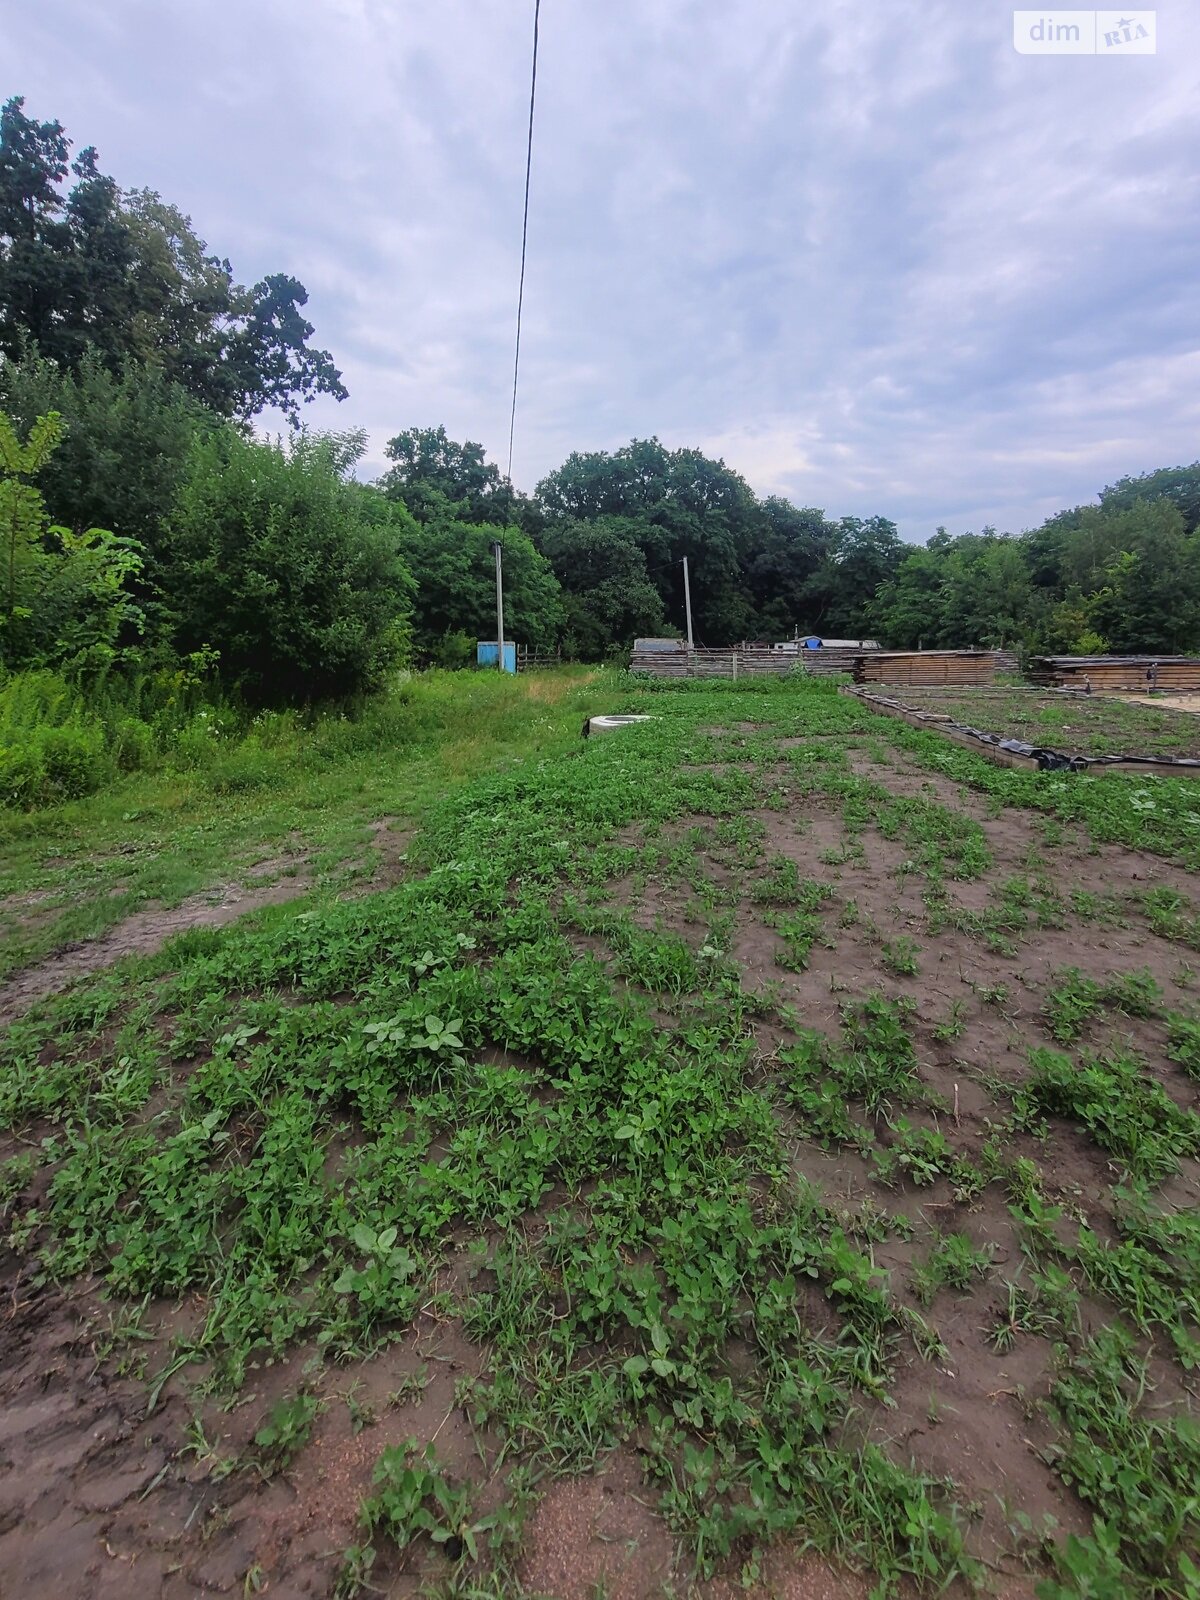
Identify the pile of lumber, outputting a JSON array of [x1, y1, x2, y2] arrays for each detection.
[[629, 646, 795, 678], [854, 650, 1003, 687], [629, 645, 1015, 685], [798, 647, 866, 677], [1028, 655, 1200, 692]]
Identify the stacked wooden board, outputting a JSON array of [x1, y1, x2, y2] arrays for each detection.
[[1028, 655, 1200, 692], [629, 646, 796, 678], [796, 647, 868, 676], [854, 651, 1002, 687]]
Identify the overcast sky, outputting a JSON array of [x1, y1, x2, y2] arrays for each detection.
[[8, 0, 1199, 539]]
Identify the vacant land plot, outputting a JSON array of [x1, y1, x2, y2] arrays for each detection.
[[867, 685, 1200, 761], [2, 677, 1199, 1599]]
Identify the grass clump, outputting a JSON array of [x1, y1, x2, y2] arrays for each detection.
[[1012, 1047, 1200, 1181]]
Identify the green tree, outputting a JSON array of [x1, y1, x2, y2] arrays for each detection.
[[1100, 462, 1200, 533], [0, 96, 346, 421], [162, 428, 413, 702], [937, 534, 1031, 646], [1088, 501, 1200, 654], [381, 425, 505, 524], [538, 517, 666, 657], [0, 347, 212, 557], [874, 546, 949, 648], [805, 516, 905, 636], [400, 516, 562, 658], [0, 407, 143, 669], [536, 438, 761, 643], [742, 498, 835, 638]]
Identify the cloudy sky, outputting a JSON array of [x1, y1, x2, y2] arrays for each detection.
[[8, 0, 1199, 539]]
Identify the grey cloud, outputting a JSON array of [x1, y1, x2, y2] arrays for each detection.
[[7, 0, 1199, 536]]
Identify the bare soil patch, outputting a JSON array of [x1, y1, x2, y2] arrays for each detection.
[[0, 868, 312, 1022], [0, 1244, 497, 1600]]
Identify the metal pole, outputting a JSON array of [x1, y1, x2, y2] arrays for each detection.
[[682, 555, 694, 649], [492, 541, 506, 671]]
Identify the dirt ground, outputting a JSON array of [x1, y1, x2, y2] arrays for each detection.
[[1114, 692, 1200, 716], [0, 823, 414, 1024], [0, 1253, 880, 1600]]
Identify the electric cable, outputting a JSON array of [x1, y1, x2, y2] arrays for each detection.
[[507, 0, 541, 482]]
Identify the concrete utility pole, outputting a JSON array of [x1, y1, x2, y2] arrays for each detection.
[[682, 555, 694, 649], [492, 540, 506, 671]]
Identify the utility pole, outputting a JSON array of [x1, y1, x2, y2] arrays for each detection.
[[682, 555, 694, 649], [491, 540, 506, 671]]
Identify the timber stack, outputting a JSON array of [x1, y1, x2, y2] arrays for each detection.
[[799, 647, 865, 677], [629, 644, 795, 678], [1028, 655, 1200, 692], [854, 650, 1003, 687]]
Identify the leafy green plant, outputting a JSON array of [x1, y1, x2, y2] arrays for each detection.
[[910, 1231, 992, 1306], [932, 1000, 968, 1043], [254, 1392, 321, 1474], [1043, 1327, 1200, 1594], [880, 935, 921, 977], [872, 1121, 963, 1189], [359, 1439, 493, 1561], [1166, 1013, 1200, 1080], [1044, 970, 1105, 1043], [1, 408, 143, 679], [333, 1223, 422, 1326], [1012, 1047, 1200, 1181]]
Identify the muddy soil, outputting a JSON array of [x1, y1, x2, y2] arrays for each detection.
[[0, 1242, 502, 1599], [2, 733, 1196, 1598], [0, 1248, 884, 1600]]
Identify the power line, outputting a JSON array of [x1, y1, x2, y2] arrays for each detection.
[[506, 0, 541, 483]]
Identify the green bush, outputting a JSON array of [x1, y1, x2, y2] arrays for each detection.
[[204, 740, 285, 794], [0, 738, 46, 805], [110, 715, 156, 773], [38, 725, 111, 798], [168, 713, 224, 771], [0, 722, 111, 806], [163, 428, 415, 704], [427, 630, 476, 670]]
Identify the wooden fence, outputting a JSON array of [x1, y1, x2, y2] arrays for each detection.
[[855, 650, 1005, 687], [629, 646, 1016, 684], [629, 646, 803, 678]]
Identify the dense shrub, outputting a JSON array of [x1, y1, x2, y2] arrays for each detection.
[[162, 429, 415, 704]]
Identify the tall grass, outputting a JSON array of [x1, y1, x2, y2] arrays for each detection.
[[0, 665, 600, 810]]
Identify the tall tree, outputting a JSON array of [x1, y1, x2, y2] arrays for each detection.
[[0, 348, 212, 558], [805, 516, 904, 636], [742, 498, 835, 638], [0, 96, 347, 421], [400, 514, 562, 658], [1100, 462, 1200, 533], [1089, 501, 1200, 654], [381, 425, 504, 524], [536, 438, 762, 643], [538, 516, 666, 657], [0, 407, 144, 670]]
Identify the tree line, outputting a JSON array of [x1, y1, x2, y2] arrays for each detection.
[[363, 428, 1200, 664], [4, 92, 1200, 724]]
